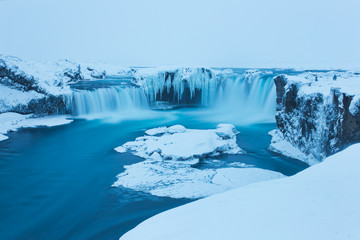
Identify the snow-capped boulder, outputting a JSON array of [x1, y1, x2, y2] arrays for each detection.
[[273, 71, 360, 162]]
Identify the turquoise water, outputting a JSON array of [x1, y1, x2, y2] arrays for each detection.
[[0, 109, 308, 240]]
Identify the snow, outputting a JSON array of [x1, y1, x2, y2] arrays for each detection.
[[286, 71, 360, 98], [0, 85, 44, 112], [115, 124, 243, 160], [120, 143, 360, 240], [350, 95, 360, 116], [0, 55, 77, 95], [0, 134, 9, 142], [0, 112, 73, 142], [268, 129, 318, 165], [215, 123, 239, 139], [79, 62, 132, 78], [0, 54, 132, 97], [113, 159, 284, 199], [113, 124, 285, 198]]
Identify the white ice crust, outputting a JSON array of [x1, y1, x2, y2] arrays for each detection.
[[113, 124, 285, 198], [285, 71, 360, 116], [0, 112, 73, 142], [0, 85, 44, 112], [113, 159, 284, 199], [116, 124, 243, 160], [268, 129, 318, 165], [120, 143, 360, 240]]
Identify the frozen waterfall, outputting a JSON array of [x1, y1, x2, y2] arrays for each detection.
[[64, 68, 276, 123]]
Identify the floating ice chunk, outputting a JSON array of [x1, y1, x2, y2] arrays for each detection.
[[116, 124, 243, 161], [112, 124, 285, 199], [112, 159, 284, 199], [167, 125, 186, 134], [215, 123, 239, 139], [0, 112, 73, 142], [114, 146, 127, 153], [145, 127, 168, 136], [0, 134, 9, 142]]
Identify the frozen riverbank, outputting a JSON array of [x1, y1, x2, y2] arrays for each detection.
[[120, 143, 360, 240]]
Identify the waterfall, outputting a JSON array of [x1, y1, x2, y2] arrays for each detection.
[[214, 70, 276, 119], [65, 86, 148, 116], [133, 68, 223, 106], [64, 68, 276, 123]]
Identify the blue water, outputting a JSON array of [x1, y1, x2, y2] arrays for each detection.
[[0, 108, 308, 240]]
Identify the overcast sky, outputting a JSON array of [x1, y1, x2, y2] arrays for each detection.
[[1, 0, 359, 68]]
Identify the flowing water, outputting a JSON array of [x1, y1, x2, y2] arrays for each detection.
[[0, 69, 308, 240]]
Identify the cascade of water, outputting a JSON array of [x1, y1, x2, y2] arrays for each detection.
[[134, 68, 222, 105], [64, 69, 276, 124], [65, 86, 148, 116], [215, 72, 276, 115]]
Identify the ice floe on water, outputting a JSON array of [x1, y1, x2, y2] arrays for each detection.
[[0, 112, 73, 142], [115, 124, 243, 160], [113, 124, 284, 198]]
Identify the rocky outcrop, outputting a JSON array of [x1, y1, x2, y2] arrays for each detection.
[[132, 67, 223, 105], [274, 72, 360, 161]]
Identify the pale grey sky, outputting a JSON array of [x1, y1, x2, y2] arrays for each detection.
[[1, 0, 359, 68]]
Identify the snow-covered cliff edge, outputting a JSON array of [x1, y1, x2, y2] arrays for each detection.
[[0, 55, 131, 115], [273, 71, 360, 163]]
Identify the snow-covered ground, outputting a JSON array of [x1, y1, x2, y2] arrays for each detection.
[[113, 124, 284, 198], [286, 71, 360, 115], [120, 143, 360, 240], [0, 85, 44, 113], [0, 112, 73, 142], [0, 54, 133, 114]]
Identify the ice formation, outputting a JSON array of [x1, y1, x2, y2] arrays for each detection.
[[113, 124, 284, 198], [0, 112, 73, 142]]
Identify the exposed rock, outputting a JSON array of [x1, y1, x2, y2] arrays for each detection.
[[132, 67, 223, 105], [274, 73, 360, 161]]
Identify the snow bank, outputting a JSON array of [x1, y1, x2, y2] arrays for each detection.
[[286, 71, 360, 97], [0, 55, 81, 95], [0, 85, 44, 112], [0, 112, 72, 142], [113, 124, 284, 198], [120, 143, 360, 240], [268, 129, 317, 165]]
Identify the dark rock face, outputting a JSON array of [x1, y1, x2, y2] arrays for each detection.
[[274, 75, 360, 160], [0, 59, 80, 116], [135, 68, 217, 106], [0, 59, 44, 93], [10, 95, 71, 116]]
